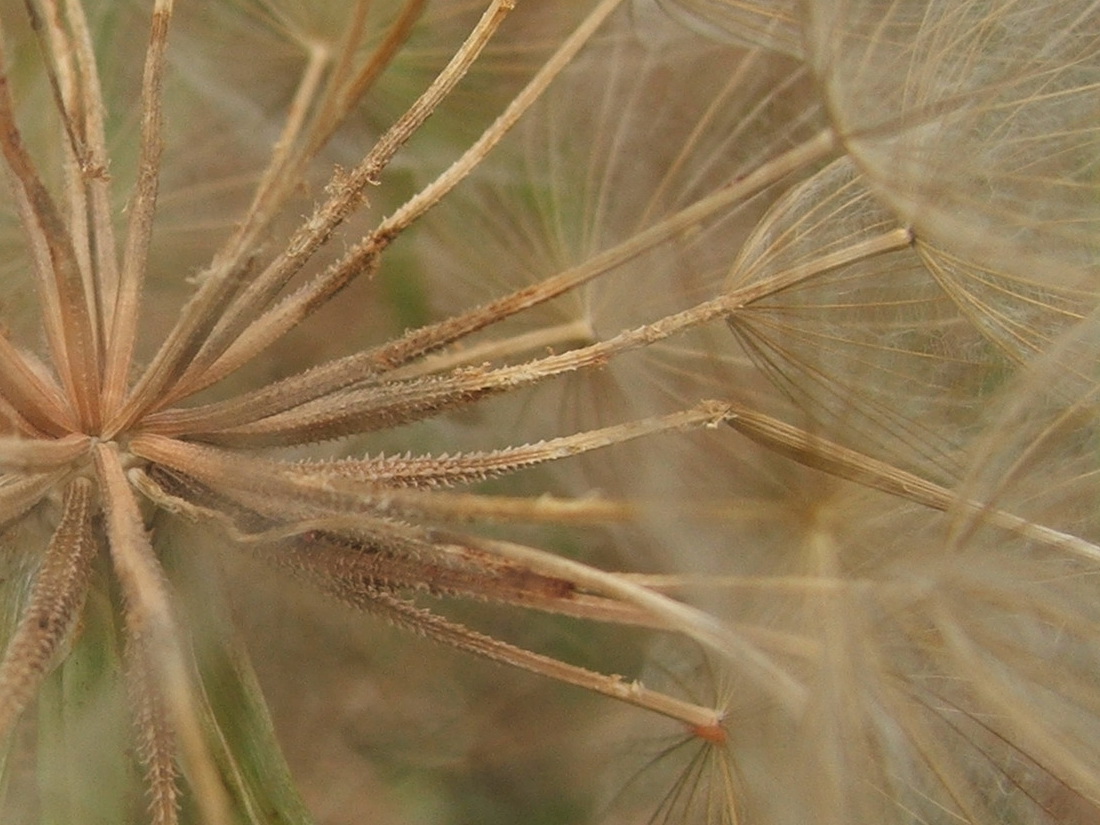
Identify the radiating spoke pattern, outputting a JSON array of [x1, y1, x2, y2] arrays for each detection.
[[0, 1, 1095, 823]]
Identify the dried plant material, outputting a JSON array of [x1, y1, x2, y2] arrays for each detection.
[[803, 0, 1100, 289], [415, 23, 826, 442], [0, 1, 1096, 823], [649, 0, 803, 57], [0, 477, 95, 738], [917, 240, 1095, 364], [724, 156, 993, 484]]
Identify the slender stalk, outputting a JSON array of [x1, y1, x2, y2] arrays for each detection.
[[30, 0, 99, 356], [0, 477, 96, 739], [307, 0, 428, 154], [166, 298, 746, 446], [135, 472, 661, 629], [200, 0, 424, 292], [195, 41, 331, 305], [179, 0, 519, 378], [721, 403, 1100, 563], [286, 401, 739, 487], [730, 227, 915, 304], [0, 471, 66, 526], [454, 531, 809, 712], [126, 635, 180, 825], [362, 588, 727, 732], [59, 0, 119, 347], [384, 319, 597, 381], [0, 333, 73, 435], [150, 129, 837, 426], [162, 0, 629, 402], [93, 442, 232, 825], [109, 0, 518, 436], [103, 0, 176, 415], [129, 405, 740, 546], [0, 432, 88, 471], [127, 430, 804, 712], [0, 17, 100, 428]]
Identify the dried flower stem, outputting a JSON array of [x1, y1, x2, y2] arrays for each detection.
[[152, 126, 836, 427], [458, 532, 809, 711], [308, 0, 428, 153], [93, 441, 232, 825], [0, 335, 72, 434], [103, 0, 176, 414], [0, 14, 99, 428], [0, 432, 88, 471], [111, 0, 519, 434], [0, 477, 95, 739]]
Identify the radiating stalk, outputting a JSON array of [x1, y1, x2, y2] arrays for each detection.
[[0, 477, 96, 739], [109, 0, 519, 437], [0, 433, 88, 472], [0, 334, 73, 435], [93, 441, 231, 825], [285, 555, 727, 734], [0, 15, 100, 429], [148, 129, 838, 428], [103, 0, 176, 416]]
